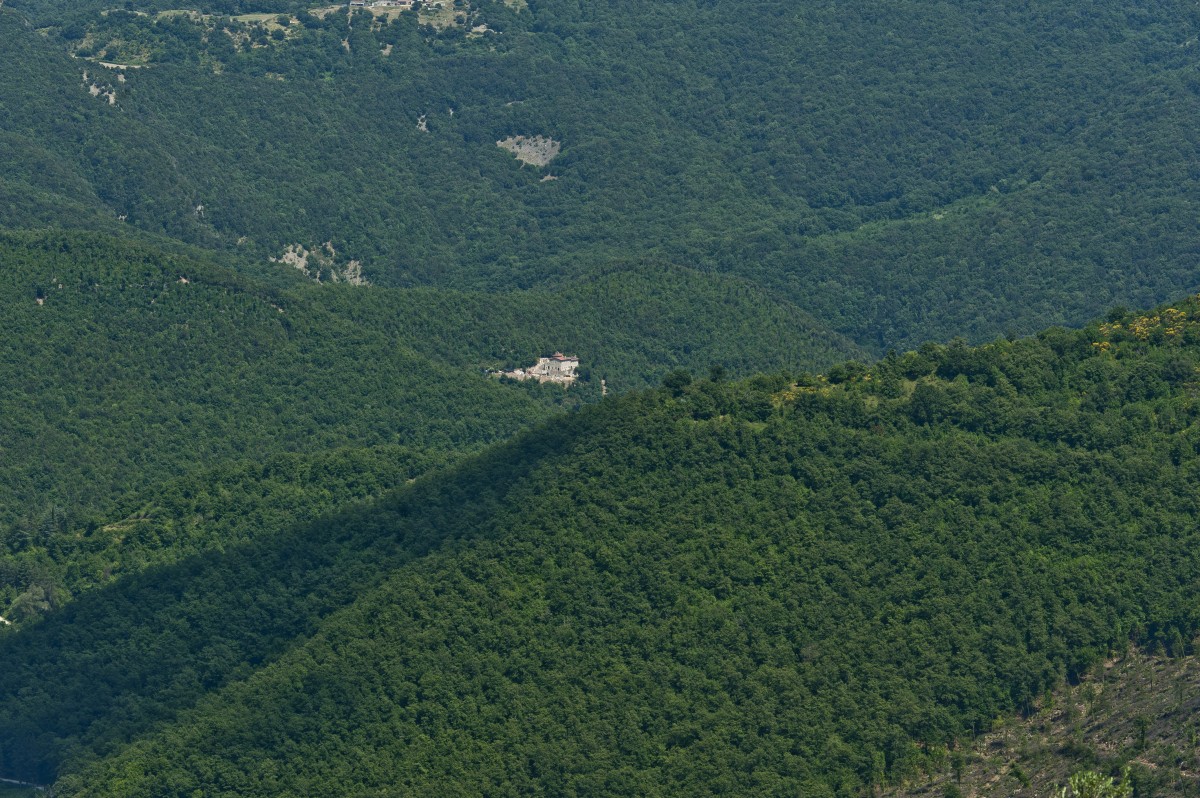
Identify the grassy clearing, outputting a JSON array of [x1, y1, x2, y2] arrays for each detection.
[[418, 1, 465, 30], [156, 10, 296, 30], [161, 4, 458, 30], [232, 13, 296, 30], [155, 9, 204, 19]]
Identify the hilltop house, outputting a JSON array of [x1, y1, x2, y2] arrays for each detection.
[[497, 352, 580, 386]]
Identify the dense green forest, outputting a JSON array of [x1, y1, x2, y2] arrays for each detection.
[[2, 0, 1200, 349], [0, 230, 564, 524], [3, 297, 1200, 793], [0, 442, 461, 622], [6, 0, 1200, 793], [310, 262, 863, 389], [0, 230, 857, 621]]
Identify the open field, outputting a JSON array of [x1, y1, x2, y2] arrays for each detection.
[[156, 9, 297, 30], [418, 1, 464, 30]]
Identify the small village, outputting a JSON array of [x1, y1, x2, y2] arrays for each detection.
[[348, 0, 414, 8], [494, 352, 580, 387]]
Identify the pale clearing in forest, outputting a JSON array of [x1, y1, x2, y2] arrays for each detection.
[[366, 6, 410, 21], [497, 135, 561, 167], [232, 12, 295, 30], [86, 81, 117, 104], [419, 1, 465, 30], [271, 243, 370, 285]]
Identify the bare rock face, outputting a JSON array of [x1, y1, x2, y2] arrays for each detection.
[[496, 135, 561, 167], [270, 243, 370, 285]]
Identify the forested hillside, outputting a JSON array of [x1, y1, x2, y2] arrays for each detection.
[[311, 262, 863, 392], [0, 230, 562, 526], [3, 297, 1200, 794], [6, 0, 1200, 793], [2, 0, 1200, 349], [0, 230, 858, 623]]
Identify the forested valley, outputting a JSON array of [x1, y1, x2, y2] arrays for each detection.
[[3, 0, 1200, 348], [4, 0, 1200, 794]]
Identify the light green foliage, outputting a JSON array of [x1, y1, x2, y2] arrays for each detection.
[[1056, 769, 1133, 798]]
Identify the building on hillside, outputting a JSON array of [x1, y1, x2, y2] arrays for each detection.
[[495, 352, 580, 387]]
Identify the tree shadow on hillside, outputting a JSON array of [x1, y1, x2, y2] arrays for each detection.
[[0, 409, 596, 785]]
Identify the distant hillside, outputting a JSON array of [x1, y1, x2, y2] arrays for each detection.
[[0, 230, 567, 528], [314, 262, 865, 392], [0, 443, 461, 626], [0, 231, 862, 624], [1, 0, 1200, 349], [4, 297, 1200, 793]]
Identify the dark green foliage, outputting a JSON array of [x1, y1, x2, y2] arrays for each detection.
[[0, 229, 567, 529], [0, 443, 460, 618], [0, 787, 38, 798], [8, 0, 1200, 792], [3, 0, 1200, 350], [0, 417, 583, 786], [310, 261, 865, 393], [0, 231, 851, 620], [3, 298, 1200, 794]]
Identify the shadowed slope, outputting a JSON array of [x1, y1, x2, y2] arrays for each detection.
[[0, 411, 597, 784]]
